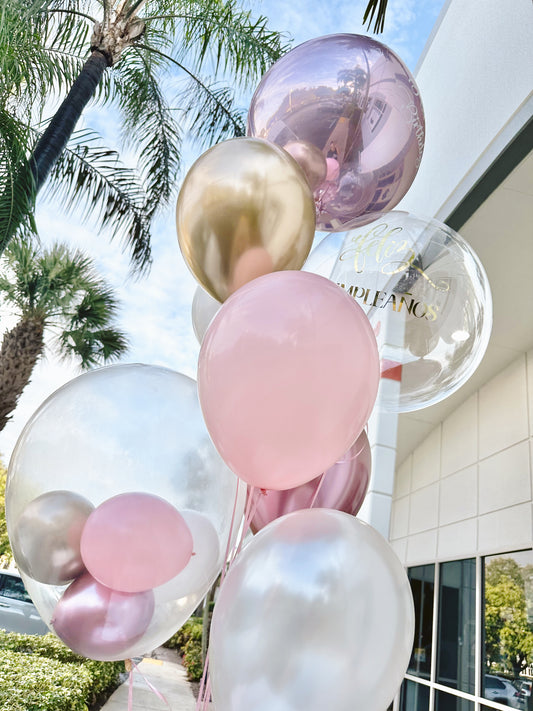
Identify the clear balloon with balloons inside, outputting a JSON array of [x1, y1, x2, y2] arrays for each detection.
[[6, 364, 245, 661]]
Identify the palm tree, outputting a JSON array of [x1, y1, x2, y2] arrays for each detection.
[[0, 236, 128, 431], [0, 0, 289, 269]]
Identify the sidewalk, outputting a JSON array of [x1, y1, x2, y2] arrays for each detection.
[[101, 651, 198, 711]]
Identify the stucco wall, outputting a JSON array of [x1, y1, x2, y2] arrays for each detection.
[[390, 349, 533, 564], [398, 0, 533, 220]]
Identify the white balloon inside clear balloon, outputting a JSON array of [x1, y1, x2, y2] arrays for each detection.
[[304, 211, 492, 412], [209, 509, 414, 711], [6, 364, 245, 661], [192, 285, 221, 344]]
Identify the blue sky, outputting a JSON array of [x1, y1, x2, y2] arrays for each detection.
[[0, 0, 446, 461]]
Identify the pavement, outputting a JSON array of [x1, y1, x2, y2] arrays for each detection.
[[100, 649, 205, 711]]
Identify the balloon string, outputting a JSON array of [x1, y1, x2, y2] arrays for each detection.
[[126, 659, 171, 711], [196, 651, 210, 711], [309, 472, 326, 508]]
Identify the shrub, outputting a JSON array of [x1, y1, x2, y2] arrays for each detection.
[[164, 616, 202, 652], [0, 630, 125, 708], [164, 616, 204, 681], [0, 649, 92, 711], [183, 636, 203, 681]]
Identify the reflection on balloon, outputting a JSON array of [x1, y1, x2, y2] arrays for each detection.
[[304, 211, 492, 412], [11, 490, 93, 585], [6, 364, 245, 657], [176, 137, 316, 302], [248, 34, 424, 232], [209, 509, 414, 711], [283, 140, 327, 190], [251, 430, 371, 532], [192, 286, 221, 345], [80, 492, 193, 593], [198, 271, 379, 491], [51, 572, 155, 661]]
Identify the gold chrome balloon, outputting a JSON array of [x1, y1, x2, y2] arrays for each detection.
[[176, 137, 316, 302]]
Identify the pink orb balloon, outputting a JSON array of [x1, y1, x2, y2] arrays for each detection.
[[251, 430, 371, 532], [248, 34, 425, 232], [51, 572, 154, 661], [198, 271, 379, 491], [81, 492, 193, 593]]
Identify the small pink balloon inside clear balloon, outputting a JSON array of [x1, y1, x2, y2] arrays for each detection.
[[51, 571, 155, 661], [251, 430, 371, 532], [80, 492, 193, 593]]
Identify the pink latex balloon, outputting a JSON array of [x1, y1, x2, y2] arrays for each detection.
[[51, 572, 154, 661], [251, 430, 371, 532], [198, 271, 379, 491], [248, 34, 425, 232], [81, 492, 193, 593]]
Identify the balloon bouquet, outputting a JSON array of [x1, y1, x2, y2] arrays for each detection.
[[5, 32, 491, 711]]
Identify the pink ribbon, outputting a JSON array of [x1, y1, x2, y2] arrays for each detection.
[[127, 658, 171, 711]]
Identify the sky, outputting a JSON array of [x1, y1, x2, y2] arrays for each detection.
[[0, 0, 447, 461]]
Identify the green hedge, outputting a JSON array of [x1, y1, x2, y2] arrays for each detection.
[[0, 630, 125, 710], [164, 616, 204, 681]]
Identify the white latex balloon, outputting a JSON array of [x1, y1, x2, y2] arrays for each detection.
[[192, 286, 221, 344], [6, 364, 245, 661], [154, 510, 220, 602], [209, 508, 414, 711]]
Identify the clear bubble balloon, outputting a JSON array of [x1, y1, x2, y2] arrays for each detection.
[[209, 509, 414, 711], [176, 137, 316, 302], [248, 34, 425, 232], [6, 364, 245, 661], [304, 211, 492, 412]]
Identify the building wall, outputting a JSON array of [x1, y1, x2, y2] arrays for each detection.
[[390, 349, 533, 565], [398, 0, 533, 221]]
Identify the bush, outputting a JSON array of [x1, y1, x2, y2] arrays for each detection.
[[164, 616, 202, 652], [164, 616, 204, 681], [0, 650, 92, 711], [0, 630, 125, 709]]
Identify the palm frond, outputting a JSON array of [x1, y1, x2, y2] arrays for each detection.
[[43, 127, 152, 270], [142, 0, 290, 90], [362, 0, 389, 33], [0, 111, 37, 253], [113, 44, 181, 220]]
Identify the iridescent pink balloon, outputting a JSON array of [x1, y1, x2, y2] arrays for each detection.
[[51, 572, 154, 661], [248, 34, 425, 231], [251, 430, 371, 532], [81, 492, 193, 593]]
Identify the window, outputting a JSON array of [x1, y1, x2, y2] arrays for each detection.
[[0, 574, 32, 603], [400, 552, 533, 711]]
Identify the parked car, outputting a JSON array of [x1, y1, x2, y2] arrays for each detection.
[[0, 570, 48, 635], [485, 675, 525, 709]]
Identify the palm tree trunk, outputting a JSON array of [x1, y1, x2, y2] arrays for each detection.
[[0, 50, 110, 255], [0, 317, 44, 431], [31, 50, 110, 193]]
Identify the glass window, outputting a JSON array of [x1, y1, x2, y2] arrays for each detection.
[[408, 564, 435, 679], [435, 690, 474, 711], [437, 559, 476, 694], [0, 574, 31, 603], [484, 550, 533, 710], [401, 679, 430, 711]]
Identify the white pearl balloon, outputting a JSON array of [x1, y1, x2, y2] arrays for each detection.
[[209, 508, 414, 711], [191, 286, 221, 344]]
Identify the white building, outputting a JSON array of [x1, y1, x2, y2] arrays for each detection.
[[359, 1, 533, 709]]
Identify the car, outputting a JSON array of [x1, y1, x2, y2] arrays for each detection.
[[520, 680, 532, 698], [0, 570, 48, 635], [485, 675, 526, 709]]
